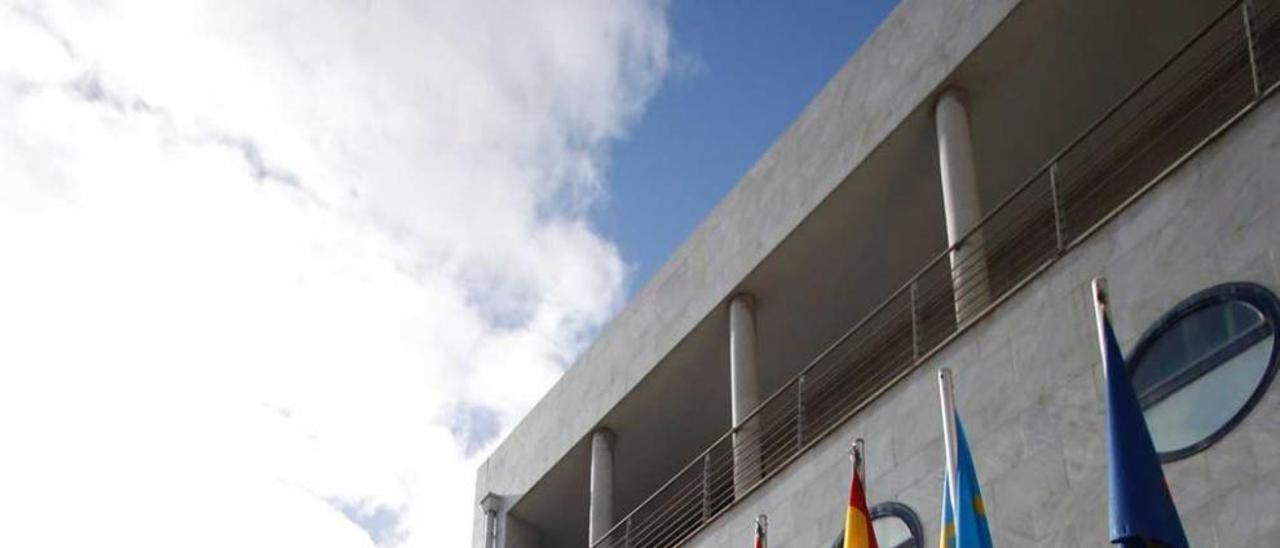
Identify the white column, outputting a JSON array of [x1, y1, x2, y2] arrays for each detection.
[[479, 493, 501, 548], [588, 428, 615, 544], [729, 293, 761, 497], [935, 89, 991, 323]]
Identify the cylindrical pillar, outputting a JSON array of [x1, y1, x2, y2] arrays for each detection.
[[729, 293, 761, 497], [935, 90, 991, 323], [588, 428, 615, 544], [479, 494, 501, 548]]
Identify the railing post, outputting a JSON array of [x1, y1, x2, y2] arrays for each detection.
[[909, 280, 921, 361], [624, 517, 632, 548], [1243, 0, 1263, 98], [796, 376, 806, 447], [701, 452, 711, 522], [1049, 161, 1067, 252]]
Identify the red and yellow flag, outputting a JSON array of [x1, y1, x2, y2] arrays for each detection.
[[843, 455, 879, 548]]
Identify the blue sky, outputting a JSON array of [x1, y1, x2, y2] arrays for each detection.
[[600, 0, 900, 296]]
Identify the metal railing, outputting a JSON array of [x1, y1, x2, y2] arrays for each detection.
[[591, 1, 1280, 546]]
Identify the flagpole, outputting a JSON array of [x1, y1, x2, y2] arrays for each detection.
[[851, 438, 865, 482], [1090, 278, 1110, 376], [845, 437, 881, 548], [937, 368, 960, 515]]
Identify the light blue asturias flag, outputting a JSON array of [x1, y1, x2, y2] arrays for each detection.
[[938, 413, 994, 548], [1096, 300, 1189, 548]]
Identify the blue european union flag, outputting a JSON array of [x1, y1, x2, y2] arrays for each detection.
[[1100, 314, 1189, 548], [939, 413, 994, 548]]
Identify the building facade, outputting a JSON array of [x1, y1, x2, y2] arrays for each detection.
[[474, 0, 1280, 546]]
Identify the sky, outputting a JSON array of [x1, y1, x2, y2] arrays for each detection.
[[600, 0, 899, 294], [0, 1, 894, 547]]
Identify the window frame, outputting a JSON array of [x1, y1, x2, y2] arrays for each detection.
[[1127, 281, 1280, 462], [828, 501, 925, 548]]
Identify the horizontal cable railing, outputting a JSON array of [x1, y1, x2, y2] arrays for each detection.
[[592, 1, 1280, 546]]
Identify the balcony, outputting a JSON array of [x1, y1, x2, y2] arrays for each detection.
[[588, 1, 1280, 547]]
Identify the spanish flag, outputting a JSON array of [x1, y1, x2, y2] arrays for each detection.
[[844, 440, 879, 548]]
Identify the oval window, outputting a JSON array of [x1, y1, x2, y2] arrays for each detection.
[[830, 502, 924, 548], [1128, 282, 1280, 461]]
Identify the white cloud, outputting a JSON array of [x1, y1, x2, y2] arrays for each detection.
[[0, 1, 670, 546]]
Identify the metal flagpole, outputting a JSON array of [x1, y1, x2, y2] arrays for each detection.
[[1091, 278, 1110, 374], [937, 368, 960, 517], [851, 438, 865, 485]]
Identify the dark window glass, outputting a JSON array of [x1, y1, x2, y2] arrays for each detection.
[[1129, 283, 1280, 460]]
